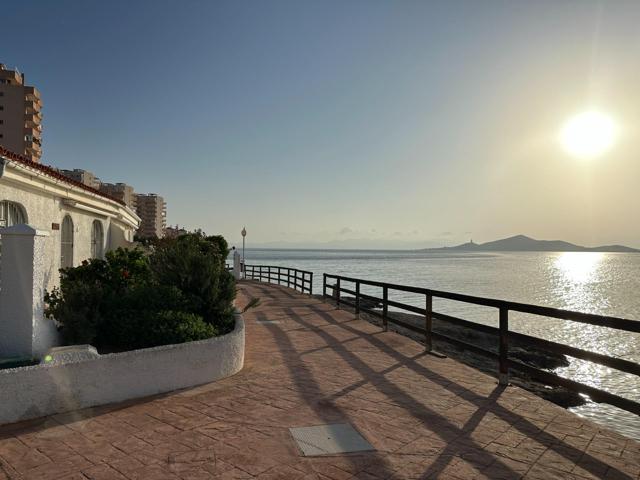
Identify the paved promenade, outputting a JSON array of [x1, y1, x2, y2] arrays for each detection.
[[1, 282, 639, 479]]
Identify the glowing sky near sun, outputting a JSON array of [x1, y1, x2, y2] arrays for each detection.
[[2, 1, 640, 249]]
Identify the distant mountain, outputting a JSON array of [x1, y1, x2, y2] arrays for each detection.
[[419, 235, 640, 253]]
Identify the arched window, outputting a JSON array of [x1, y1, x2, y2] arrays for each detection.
[[91, 220, 104, 259], [0, 201, 27, 227], [61, 215, 74, 269]]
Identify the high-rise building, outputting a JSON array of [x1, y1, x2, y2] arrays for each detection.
[[135, 193, 166, 238], [99, 182, 136, 209], [60, 169, 101, 189], [0, 64, 42, 162], [164, 224, 187, 239]]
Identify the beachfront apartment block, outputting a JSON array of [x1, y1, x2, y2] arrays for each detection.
[[135, 193, 166, 238], [59, 169, 101, 189], [99, 182, 137, 209], [0, 64, 42, 163]]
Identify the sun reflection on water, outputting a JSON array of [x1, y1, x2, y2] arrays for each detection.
[[554, 252, 604, 284]]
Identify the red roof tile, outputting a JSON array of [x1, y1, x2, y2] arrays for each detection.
[[0, 145, 126, 206]]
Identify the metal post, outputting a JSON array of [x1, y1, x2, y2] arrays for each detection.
[[355, 281, 360, 318], [499, 307, 509, 385], [425, 294, 433, 352], [277, 266, 281, 286], [382, 286, 388, 331], [241, 227, 246, 276], [308, 272, 313, 295], [323, 274, 327, 298], [336, 278, 341, 307]]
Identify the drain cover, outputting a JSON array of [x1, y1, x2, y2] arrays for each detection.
[[255, 320, 281, 324], [289, 423, 374, 456]]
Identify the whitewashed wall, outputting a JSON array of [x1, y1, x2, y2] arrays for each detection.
[[0, 181, 135, 292], [0, 314, 245, 425]]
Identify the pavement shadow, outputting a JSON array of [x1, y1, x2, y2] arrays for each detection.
[[303, 300, 633, 480], [254, 307, 399, 478], [281, 302, 521, 479]]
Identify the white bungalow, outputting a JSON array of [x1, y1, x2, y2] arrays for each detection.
[[0, 147, 140, 358], [0, 146, 140, 291]]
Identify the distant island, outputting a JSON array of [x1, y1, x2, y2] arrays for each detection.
[[419, 235, 639, 253]]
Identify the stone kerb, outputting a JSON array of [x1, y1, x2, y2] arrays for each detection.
[[0, 313, 245, 425]]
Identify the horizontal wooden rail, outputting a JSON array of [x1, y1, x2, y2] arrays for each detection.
[[324, 274, 640, 332], [244, 264, 313, 295], [322, 273, 640, 417]]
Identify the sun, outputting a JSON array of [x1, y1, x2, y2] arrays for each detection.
[[560, 111, 617, 159]]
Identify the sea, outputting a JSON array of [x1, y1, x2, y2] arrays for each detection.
[[236, 248, 640, 440]]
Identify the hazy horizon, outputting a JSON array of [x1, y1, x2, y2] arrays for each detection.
[[242, 232, 639, 251], [4, 1, 640, 249]]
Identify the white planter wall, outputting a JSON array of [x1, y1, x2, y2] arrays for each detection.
[[0, 314, 245, 425]]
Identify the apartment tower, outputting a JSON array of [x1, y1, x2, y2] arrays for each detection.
[[135, 193, 166, 238], [0, 64, 42, 162], [60, 169, 101, 189], [100, 182, 137, 209]]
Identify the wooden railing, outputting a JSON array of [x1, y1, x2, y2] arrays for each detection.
[[323, 273, 640, 416], [245, 264, 313, 294]]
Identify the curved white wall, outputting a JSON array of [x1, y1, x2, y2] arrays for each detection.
[[0, 314, 244, 425]]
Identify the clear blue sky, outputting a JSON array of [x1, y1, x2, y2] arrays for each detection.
[[3, 0, 640, 248]]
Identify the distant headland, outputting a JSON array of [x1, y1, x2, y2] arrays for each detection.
[[419, 234, 639, 253]]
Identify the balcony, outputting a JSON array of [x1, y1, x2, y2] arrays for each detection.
[[24, 86, 41, 102], [25, 113, 41, 128], [24, 127, 42, 139], [24, 103, 42, 115]]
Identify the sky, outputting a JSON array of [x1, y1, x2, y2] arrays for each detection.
[[3, 0, 640, 249]]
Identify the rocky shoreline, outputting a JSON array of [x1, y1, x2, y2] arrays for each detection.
[[320, 295, 585, 408]]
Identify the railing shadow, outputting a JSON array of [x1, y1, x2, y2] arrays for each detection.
[[278, 302, 521, 479], [252, 307, 398, 478], [303, 300, 633, 480]]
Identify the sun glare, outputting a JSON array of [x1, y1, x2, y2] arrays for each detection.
[[554, 252, 603, 284], [560, 111, 617, 159]]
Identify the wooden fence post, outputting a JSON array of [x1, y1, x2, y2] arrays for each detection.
[[499, 307, 509, 385], [425, 293, 433, 351], [382, 286, 388, 331]]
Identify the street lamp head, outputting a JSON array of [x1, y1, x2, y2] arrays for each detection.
[[241, 227, 247, 237]]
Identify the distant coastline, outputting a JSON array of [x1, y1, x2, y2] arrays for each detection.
[[419, 234, 640, 253]]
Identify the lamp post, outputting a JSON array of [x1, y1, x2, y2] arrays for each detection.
[[241, 227, 247, 275]]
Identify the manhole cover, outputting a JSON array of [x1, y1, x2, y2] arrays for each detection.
[[289, 423, 374, 456]]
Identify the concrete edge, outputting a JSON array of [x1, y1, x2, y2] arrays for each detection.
[[0, 312, 245, 425]]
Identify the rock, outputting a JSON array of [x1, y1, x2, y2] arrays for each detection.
[[40, 345, 100, 366]]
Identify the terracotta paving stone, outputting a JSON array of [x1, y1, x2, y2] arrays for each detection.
[[1, 281, 640, 479], [82, 463, 128, 479]]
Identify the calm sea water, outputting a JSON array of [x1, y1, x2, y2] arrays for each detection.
[[238, 248, 640, 439]]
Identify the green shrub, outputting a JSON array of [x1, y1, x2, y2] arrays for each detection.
[[45, 248, 151, 345], [45, 234, 236, 352], [150, 233, 236, 332], [97, 284, 191, 350], [143, 310, 216, 347], [104, 309, 215, 350]]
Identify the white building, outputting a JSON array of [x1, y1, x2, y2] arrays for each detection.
[[0, 147, 140, 358], [0, 147, 139, 281]]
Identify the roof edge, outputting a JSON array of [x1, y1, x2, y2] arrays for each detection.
[[0, 145, 127, 207]]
